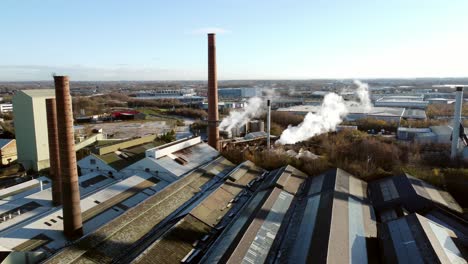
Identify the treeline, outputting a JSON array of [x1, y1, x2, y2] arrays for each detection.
[[427, 104, 468, 118], [221, 129, 465, 188], [167, 108, 207, 119]]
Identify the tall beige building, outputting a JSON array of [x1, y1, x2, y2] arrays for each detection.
[[13, 89, 55, 171]]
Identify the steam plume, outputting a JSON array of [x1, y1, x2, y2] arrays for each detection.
[[354, 80, 372, 112], [277, 80, 372, 145], [276, 93, 348, 145], [219, 97, 264, 132]]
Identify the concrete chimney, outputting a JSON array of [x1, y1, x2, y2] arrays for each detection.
[[207, 33, 219, 150], [54, 76, 83, 239], [267, 99, 271, 149], [451, 86, 464, 159], [46, 98, 62, 206]]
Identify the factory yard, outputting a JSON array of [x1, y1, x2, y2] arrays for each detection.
[[85, 120, 176, 139]]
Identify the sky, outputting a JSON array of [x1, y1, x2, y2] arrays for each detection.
[[1, 0, 468, 81]]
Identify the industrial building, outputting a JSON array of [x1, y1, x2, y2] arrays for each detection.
[[0, 103, 13, 113], [200, 167, 378, 264], [374, 95, 429, 109], [132, 89, 205, 104], [12, 89, 55, 171], [278, 105, 406, 123]]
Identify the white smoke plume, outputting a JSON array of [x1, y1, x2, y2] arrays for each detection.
[[276, 80, 372, 145], [276, 93, 349, 145], [354, 80, 372, 112], [219, 97, 264, 132]]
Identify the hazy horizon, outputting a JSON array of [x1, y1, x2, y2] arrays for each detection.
[[1, 0, 468, 81]]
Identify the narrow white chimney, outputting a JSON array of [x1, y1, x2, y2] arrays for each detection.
[[451, 86, 463, 159], [267, 99, 271, 149]]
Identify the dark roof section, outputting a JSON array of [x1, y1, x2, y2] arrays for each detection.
[[97, 142, 161, 170], [132, 160, 265, 264], [368, 173, 463, 216], [275, 168, 378, 264], [200, 165, 308, 263], [380, 213, 468, 264]]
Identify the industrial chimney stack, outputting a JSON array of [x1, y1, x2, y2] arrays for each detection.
[[267, 99, 271, 149], [207, 33, 219, 150], [46, 98, 62, 206], [54, 76, 83, 239], [451, 86, 464, 159]]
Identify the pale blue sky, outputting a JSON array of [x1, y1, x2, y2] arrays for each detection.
[[1, 0, 467, 81]]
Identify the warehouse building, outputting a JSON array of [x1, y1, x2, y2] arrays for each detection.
[[375, 95, 429, 109], [278, 105, 405, 123]]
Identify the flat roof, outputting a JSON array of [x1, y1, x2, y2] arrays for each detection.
[[19, 89, 55, 98], [277, 105, 405, 116]]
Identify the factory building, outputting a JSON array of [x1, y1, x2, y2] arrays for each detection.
[[200, 167, 378, 264], [0, 103, 13, 113], [218, 87, 262, 98], [375, 95, 429, 109], [13, 89, 55, 171], [132, 89, 205, 104], [278, 105, 406, 123]]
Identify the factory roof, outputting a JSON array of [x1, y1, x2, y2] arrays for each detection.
[[200, 165, 308, 264], [277, 104, 405, 117], [18, 89, 55, 98], [139, 141, 220, 177], [403, 108, 427, 119], [380, 213, 468, 263], [397, 127, 432, 133], [368, 173, 463, 215], [132, 160, 265, 264], [201, 167, 379, 264], [0, 171, 167, 256], [46, 157, 235, 264], [275, 168, 378, 264], [96, 141, 161, 170], [244, 131, 268, 140]]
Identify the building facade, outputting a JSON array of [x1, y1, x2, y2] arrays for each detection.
[[13, 89, 55, 171], [0, 104, 13, 113], [0, 139, 17, 165]]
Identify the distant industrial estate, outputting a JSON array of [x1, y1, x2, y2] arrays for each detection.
[[0, 33, 465, 264]]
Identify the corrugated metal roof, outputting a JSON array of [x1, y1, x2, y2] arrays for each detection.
[[369, 174, 463, 215], [380, 214, 468, 263]]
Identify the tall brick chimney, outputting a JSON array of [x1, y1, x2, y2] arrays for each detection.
[[46, 98, 62, 206], [54, 76, 83, 239], [207, 33, 219, 150]]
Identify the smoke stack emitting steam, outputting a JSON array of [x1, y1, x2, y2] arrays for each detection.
[[218, 80, 372, 145], [46, 98, 62, 206], [54, 76, 83, 239], [207, 33, 220, 150]]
